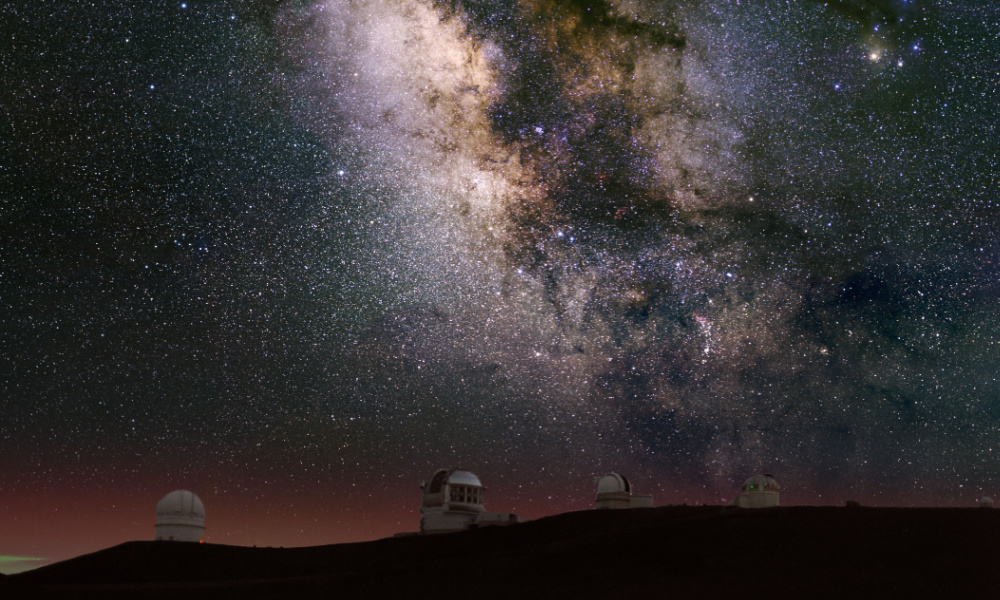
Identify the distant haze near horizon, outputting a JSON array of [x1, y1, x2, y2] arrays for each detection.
[[2, 0, 998, 568]]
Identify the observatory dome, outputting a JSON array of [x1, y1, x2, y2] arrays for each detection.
[[422, 468, 485, 511], [155, 490, 205, 542], [420, 467, 521, 533], [731, 473, 780, 509], [445, 469, 483, 488], [594, 473, 653, 509], [742, 473, 780, 494], [596, 473, 631, 495]]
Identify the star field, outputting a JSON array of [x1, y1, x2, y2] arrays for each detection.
[[1, 0, 999, 566]]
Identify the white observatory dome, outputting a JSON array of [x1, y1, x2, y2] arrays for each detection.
[[732, 473, 780, 509], [419, 467, 524, 533], [979, 496, 994, 508], [420, 467, 494, 532], [445, 469, 483, 488], [155, 490, 205, 542], [742, 473, 780, 494], [594, 473, 653, 509], [422, 468, 485, 510], [596, 473, 631, 495]]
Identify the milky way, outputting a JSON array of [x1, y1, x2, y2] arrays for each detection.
[[270, 0, 1000, 495], [2, 0, 999, 561]]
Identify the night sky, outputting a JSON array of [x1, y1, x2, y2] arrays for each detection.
[[2, 0, 999, 570]]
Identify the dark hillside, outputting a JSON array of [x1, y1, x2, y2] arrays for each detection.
[[10, 506, 1000, 599]]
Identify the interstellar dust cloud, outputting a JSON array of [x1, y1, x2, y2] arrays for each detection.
[[271, 0, 993, 500]]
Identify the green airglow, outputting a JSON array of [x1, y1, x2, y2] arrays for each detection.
[[0, 556, 47, 575]]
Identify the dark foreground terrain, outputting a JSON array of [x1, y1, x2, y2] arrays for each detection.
[[6, 506, 999, 599]]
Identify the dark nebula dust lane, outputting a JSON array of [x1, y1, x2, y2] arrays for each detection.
[[1, 0, 999, 563]]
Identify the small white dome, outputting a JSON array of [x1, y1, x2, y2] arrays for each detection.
[[979, 496, 994, 508], [446, 469, 483, 488], [156, 490, 206, 520], [155, 490, 205, 541], [741, 473, 780, 493], [596, 473, 631, 495], [731, 473, 780, 509]]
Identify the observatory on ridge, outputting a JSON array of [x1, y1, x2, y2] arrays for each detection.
[[154, 490, 206, 542], [730, 473, 780, 508], [420, 468, 523, 533], [594, 473, 654, 509]]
